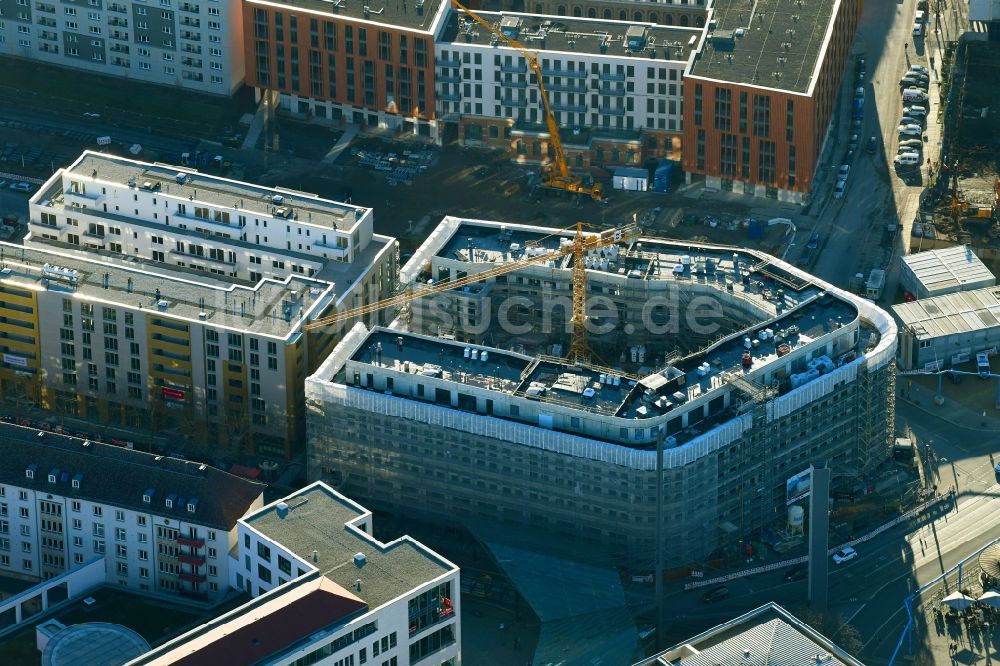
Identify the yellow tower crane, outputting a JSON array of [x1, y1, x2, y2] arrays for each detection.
[[452, 0, 603, 201], [302, 222, 640, 363]]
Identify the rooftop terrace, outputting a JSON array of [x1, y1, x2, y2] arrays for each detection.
[[246, 0, 448, 32], [65, 152, 368, 233], [0, 241, 334, 338], [440, 11, 699, 62], [246, 484, 455, 610], [688, 0, 837, 93]]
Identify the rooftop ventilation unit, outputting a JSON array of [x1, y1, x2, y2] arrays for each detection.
[[500, 16, 522, 40], [175, 172, 186, 184], [272, 194, 284, 205], [276, 502, 290, 519], [354, 552, 367, 567]]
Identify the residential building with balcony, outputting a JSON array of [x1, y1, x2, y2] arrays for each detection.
[[435, 12, 697, 168], [520, 0, 708, 28], [0, 231, 391, 458], [305, 215, 897, 567], [0, 0, 245, 94], [681, 0, 862, 203], [133, 480, 460, 665], [0, 423, 264, 604], [241, 0, 451, 139]]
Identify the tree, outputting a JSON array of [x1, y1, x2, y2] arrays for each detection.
[[794, 608, 864, 659]]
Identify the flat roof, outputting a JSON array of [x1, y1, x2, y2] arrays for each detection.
[[67, 152, 368, 233], [636, 602, 864, 665], [440, 11, 698, 61], [0, 241, 334, 339], [245, 484, 455, 610], [43, 622, 150, 666], [902, 245, 995, 295], [893, 286, 1000, 340], [245, 0, 448, 32], [687, 0, 837, 94]]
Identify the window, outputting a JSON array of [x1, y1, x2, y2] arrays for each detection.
[[713, 87, 732, 131], [257, 562, 272, 583], [752, 95, 771, 137]]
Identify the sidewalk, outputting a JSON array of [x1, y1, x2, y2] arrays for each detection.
[[898, 377, 1000, 432]]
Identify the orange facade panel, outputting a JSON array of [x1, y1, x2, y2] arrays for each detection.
[[243, 2, 437, 120]]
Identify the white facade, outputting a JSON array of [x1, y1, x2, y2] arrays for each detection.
[[28, 152, 379, 285], [231, 482, 461, 666], [0, 473, 260, 604], [0, 0, 244, 94], [435, 15, 694, 134]]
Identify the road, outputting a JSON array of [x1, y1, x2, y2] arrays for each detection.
[[806, 0, 923, 293], [652, 399, 1000, 664]]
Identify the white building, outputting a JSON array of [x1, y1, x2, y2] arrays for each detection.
[[133, 481, 461, 666], [0, 0, 245, 94], [899, 245, 996, 300], [435, 12, 698, 166], [28, 151, 393, 287], [0, 423, 264, 604]]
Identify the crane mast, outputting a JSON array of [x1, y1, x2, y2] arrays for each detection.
[[303, 223, 640, 363], [451, 0, 601, 200]]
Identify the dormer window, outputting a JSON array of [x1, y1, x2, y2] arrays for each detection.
[[143, 488, 154, 504], [48, 474, 56, 483], [72, 479, 80, 489], [165, 498, 173, 509], [143, 494, 151, 503], [187, 499, 198, 513], [25, 465, 36, 480]]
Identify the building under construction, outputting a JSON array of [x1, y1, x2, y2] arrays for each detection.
[[305, 217, 898, 567]]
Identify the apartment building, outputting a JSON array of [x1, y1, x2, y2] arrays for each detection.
[[242, 0, 451, 139], [0, 423, 264, 604], [681, 0, 862, 203], [28, 152, 395, 284], [0, 0, 244, 94], [134, 481, 460, 665], [436, 12, 696, 167], [0, 236, 378, 458], [520, 0, 708, 28], [306, 217, 898, 566]]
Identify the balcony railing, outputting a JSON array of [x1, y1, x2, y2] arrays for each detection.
[[499, 63, 527, 74], [176, 536, 204, 548], [178, 553, 205, 566], [179, 572, 207, 583]]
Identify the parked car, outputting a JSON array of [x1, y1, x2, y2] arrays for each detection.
[[903, 89, 929, 103], [913, 21, 924, 36], [806, 233, 821, 251], [854, 86, 865, 100], [9, 182, 33, 192], [833, 180, 846, 199], [785, 564, 808, 582], [702, 586, 730, 603], [848, 134, 860, 151], [900, 116, 924, 128], [851, 117, 863, 132], [899, 138, 923, 151], [898, 124, 923, 137], [866, 136, 879, 154], [904, 104, 928, 117], [833, 547, 858, 564], [909, 64, 929, 75], [901, 77, 929, 90], [895, 152, 921, 166]]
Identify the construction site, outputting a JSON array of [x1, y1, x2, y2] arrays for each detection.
[[914, 41, 1000, 271]]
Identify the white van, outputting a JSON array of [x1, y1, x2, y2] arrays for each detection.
[[904, 104, 927, 117], [903, 89, 928, 103], [898, 124, 922, 137], [895, 153, 921, 166]]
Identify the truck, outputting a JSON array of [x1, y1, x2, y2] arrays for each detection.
[[865, 269, 885, 300]]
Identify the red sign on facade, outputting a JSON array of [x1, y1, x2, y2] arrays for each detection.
[[161, 387, 186, 400]]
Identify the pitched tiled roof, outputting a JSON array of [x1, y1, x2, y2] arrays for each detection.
[[0, 423, 264, 529]]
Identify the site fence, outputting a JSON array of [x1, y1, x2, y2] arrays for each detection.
[[683, 493, 948, 590]]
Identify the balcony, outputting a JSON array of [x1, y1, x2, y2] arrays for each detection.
[[313, 240, 349, 257], [111, 58, 129, 68], [437, 56, 460, 68], [437, 91, 461, 102], [599, 106, 627, 116], [107, 3, 127, 12], [499, 78, 528, 89], [110, 44, 129, 53], [598, 71, 626, 82], [182, 44, 201, 54], [546, 81, 587, 93], [542, 67, 587, 79], [500, 63, 527, 74], [181, 31, 201, 41], [34, 3, 55, 12], [180, 3, 200, 12], [109, 30, 129, 41], [64, 189, 101, 206], [500, 97, 528, 108], [36, 17, 56, 27], [598, 85, 626, 96], [180, 17, 200, 27], [436, 72, 460, 84], [179, 572, 207, 583], [552, 103, 587, 114], [176, 536, 204, 548], [178, 553, 205, 566], [181, 57, 202, 68]]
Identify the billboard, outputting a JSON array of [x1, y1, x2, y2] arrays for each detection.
[[786, 468, 812, 505]]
